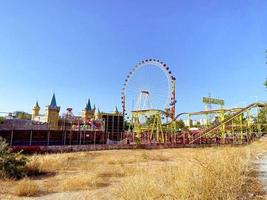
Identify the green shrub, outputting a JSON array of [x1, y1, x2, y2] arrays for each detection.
[[0, 116, 5, 124], [0, 137, 28, 179]]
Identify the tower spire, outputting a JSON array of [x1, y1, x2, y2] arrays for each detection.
[[94, 106, 101, 119], [46, 93, 60, 129], [86, 98, 92, 111], [114, 106, 119, 113], [35, 100, 40, 108], [50, 93, 57, 108]]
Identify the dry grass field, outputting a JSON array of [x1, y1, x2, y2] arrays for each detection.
[[1, 139, 267, 200]]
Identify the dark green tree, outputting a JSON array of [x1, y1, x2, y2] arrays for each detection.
[[0, 117, 5, 124]]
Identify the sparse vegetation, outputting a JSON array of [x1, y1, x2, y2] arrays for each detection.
[[60, 173, 100, 192], [15, 178, 39, 197], [0, 137, 28, 179], [0, 140, 266, 199], [117, 148, 250, 200]]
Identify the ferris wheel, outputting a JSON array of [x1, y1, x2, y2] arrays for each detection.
[[121, 58, 176, 122]]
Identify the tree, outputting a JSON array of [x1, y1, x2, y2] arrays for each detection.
[[256, 105, 267, 132], [176, 119, 185, 130], [0, 137, 28, 179], [0, 117, 5, 124], [17, 112, 31, 120]]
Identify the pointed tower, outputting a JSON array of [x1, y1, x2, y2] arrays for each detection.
[[94, 107, 102, 120], [82, 98, 94, 120], [114, 106, 119, 114], [32, 101, 40, 120], [93, 104, 96, 113], [45, 93, 60, 129]]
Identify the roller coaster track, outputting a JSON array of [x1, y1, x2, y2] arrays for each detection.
[[189, 102, 265, 144]]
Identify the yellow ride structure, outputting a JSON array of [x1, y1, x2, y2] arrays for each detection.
[[180, 102, 266, 144]]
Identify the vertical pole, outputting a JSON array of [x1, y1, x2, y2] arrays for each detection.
[[257, 105, 262, 135], [122, 95, 125, 131], [47, 131, 50, 146], [151, 114, 156, 141], [10, 122, 15, 146], [188, 114, 191, 129], [240, 114, 243, 144], [10, 130, 14, 146], [221, 110, 225, 144], [94, 130, 96, 146], [205, 104, 209, 127], [171, 78, 176, 121], [119, 115, 123, 141], [106, 115, 109, 143], [231, 118, 234, 143], [30, 130, 33, 146], [247, 110, 251, 143], [117, 114, 120, 141], [64, 117, 66, 145], [64, 130, 66, 145], [70, 129, 72, 145], [83, 131, 85, 145], [79, 119, 82, 145], [111, 115, 114, 141]]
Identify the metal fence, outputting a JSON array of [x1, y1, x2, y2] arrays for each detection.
[[0, 129, 128, 146]]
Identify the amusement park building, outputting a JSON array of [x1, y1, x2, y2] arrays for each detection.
[[32, 93, 60, 129], [0, 93, 124, 146], [30, 94, 123, 132]]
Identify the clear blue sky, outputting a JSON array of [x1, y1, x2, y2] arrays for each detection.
[[0, 0, 266, 116]]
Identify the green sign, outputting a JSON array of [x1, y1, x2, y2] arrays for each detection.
[[202, 97, 224, 105]]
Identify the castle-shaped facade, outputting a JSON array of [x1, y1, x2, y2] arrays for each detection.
[[32, 93, 60, 129], [32, 94, 105, 129]]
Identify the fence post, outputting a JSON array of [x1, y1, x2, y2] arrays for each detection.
[[79, 130, 82, 145], [79, 119, 81, 145], [93, 130, 96, 149], [64, 130, 66, 145], [70, 129, 72, 145], [10, 130, 13, 146], [47, 131, 50, 146], [30, 130, 32, 146], [111, 115, 114, 141]]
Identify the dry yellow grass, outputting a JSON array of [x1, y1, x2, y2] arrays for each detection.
[[116, 148, 250, 200], [60, 173, 99, 192], [14, 178, 39, 197], [0, 139, 266, 199]]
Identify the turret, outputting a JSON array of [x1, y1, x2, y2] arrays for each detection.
[[114, 106, 119, 114], [32, 101, 40, 120], [45, 93, 60, 129], [94, 107, 102, 119], [82, 98, 94, 120], [93, 104, 96, 113]]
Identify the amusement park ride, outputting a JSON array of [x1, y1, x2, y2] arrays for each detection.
[[121, 58, 267, 145], [121, 59, 177, 143], [0, 58, 266, 148]]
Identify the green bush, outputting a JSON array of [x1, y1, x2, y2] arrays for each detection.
[[0, 116, 5, 124], [0, 137, 28, 179]]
